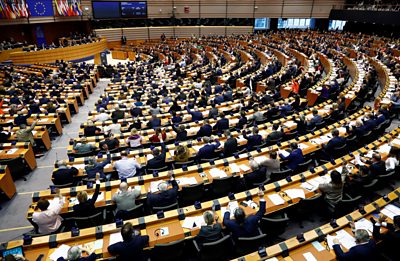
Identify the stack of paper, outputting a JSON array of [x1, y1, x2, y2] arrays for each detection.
[[268, 194, 285, 205], [237, 135, 246, 143], [254, 156, 268, 165], [6, 148, 18, 154], [108, 232, 123, 246], [192, 145, 202, 152], [355, 218, 373, 235], [300, 182, 318, 192], [284, 189, 305, 199], [279, 150, 290, 157], [381, 204, 400, 219], [149, 180, 164, 193], [378, 144, 391, 154], [303, 252, 317, 261], [209, 168, 227, 178], [176, 177, 197, 186], [48, 197, 65, 209], [230, 163, 241, 173], [49, 244, 70, 260], [327, 230, 356, 249], [298, 143, 309, 150], [182, 216, 204, 229], [239, 164, 251, 172], [146, 154, 154, 161], [284, 121, 296, 128]]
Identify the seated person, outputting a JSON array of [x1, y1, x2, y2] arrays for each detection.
[[171, 111, 182, 124], [223, 130, 238, 157], [32, 189, 64, 234], [104, 118, 122, 135], [93, 108, 110, 122], [243, 127, 263, 150], [258, 151, 280, 178], [108, 222, 149, 261], [126, 128, 143, 149], [187, 105, 204, 122], [174, 144, 190, 162], [223, 188, 266, 239], [372, 215, 400, 260], [345, 165, 371, 197], [318, 169, 347, 209], [100, 133, 119, 151], [147, 114, 162, 129], [265, 123, 285, 145], [213, 113, 229, 133], [295, 114, 308, 135], [385, 147, 399, 171], [307, 109, 322, 128], [73, 173, 101, 217], [83, 120, 101, 137], [333, 228, 381, 260], [52, 160, 79, 186], [360, 152, 386, 178], [171, 124, 188, 141], [147, 172, 178, 209], [197, 136, 221, 161], [243, 159, 267, 187], [57, 245, 96, 261], [149, 128, 166, 143], [0, 125, 11, 142], [236, 111, 248, 130], [197, 119, 212, 137], [72, 137, 97, 154], [195, 210, 223, 246], [112, 182, 141, 214], [147, 142, 167, 170], [114, 150, 141, 179], [347, 120, 367, 139], [85, 149, 111, 180], [279, 142, 304, 171], [321, 128, 346, 160], [111, 104, 125, 121]]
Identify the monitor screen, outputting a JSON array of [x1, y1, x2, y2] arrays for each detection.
[[92, 1, 121, 19], [254, 18, 270, 30], [120, 1, 147, 18], [1, 246, 24, 258]]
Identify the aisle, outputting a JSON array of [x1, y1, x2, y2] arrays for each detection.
[[0, 79, 110, 243]]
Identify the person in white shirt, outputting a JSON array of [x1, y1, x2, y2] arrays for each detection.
[[32, 189, 64, 234], [104, 118, 121, 135], [114, 150, 141, 179], [385, 147, 399, 171], [94, 108, 110, 123]]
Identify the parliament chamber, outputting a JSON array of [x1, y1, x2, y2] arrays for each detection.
[[0, 0, 400, 261]]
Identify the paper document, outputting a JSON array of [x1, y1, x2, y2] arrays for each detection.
[[176, 177, 197, 186], [6, 148, 18, 154], [48, 197, 65, 209], [149, 180, 164, 193], [209, 168, 227, 178], [192, 145, 202, 152], [239, 164, 250, 172], [169, 149, 175, 156], [298, 143, 309, 150], [284, 189, 305, 199], [254, 156, 268, 165], [268, 194, 285, 205], [109, 232, 123, 246], [303, 252, 317, 261], [355, 218, 373, 236], [146, 154, 154, 161], [300, 182, 318, 192], [230, 163, 240, 173], [279, 150, 290, 157], [378, 144, 391, 155], [182, 216, 204, 229], [49, 244, 70, 260], [327, 230, 356, 250], [311, 241, 325, 252]]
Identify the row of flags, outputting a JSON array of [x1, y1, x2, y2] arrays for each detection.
[[0, 0, 82, 18]]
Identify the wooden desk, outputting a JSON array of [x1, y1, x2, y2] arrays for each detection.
[[0, 165, 16, 199], [0, 143, 37, 170]]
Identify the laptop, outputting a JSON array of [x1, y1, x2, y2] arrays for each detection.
[[1, 246, 24, 258]]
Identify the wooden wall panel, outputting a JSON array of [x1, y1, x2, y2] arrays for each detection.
[[95, 28, 122, 42], [201, 26, 226, 36], [124, 27, 149, 40], [149, 27, 174, 39], [174, 0, 200, 18], [226, 0, 254, 18], [226, 26, 253, 35], [199, 0, 226, 19], [282, 0, 313, 18], [175, 26, 200, 38], [147, 0, 174, 18]]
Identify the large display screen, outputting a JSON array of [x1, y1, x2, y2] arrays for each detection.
[[254, 18, 270, 30], [121, 1, 147, 18], [92, 1, 121, 19]]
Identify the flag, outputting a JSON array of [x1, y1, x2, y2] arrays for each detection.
[[27, 0, 53, 16], [55, 0, 81, 16]]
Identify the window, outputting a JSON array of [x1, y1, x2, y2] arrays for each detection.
[[329, 20, 347, 30], [278, 18, 314, 29]]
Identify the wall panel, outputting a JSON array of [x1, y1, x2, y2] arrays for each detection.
[[149, 27, 174, 39], [226, 0, 254, 18], [282, 0, 313, 18], [175, 0, 200, 18]]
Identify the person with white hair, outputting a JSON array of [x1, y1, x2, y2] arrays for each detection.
[[333, 227, 381, 259], [195, 210, 223, 246], [52, 160, 79, 186], [241, 159, 267, 187], [112, 182, 141, 213], [93, 108, 110, 122], [56, 245, 97, 261], [146, 172, 178, 210]]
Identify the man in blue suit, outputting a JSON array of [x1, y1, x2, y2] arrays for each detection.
[[322, 128, 346, 160], [213, 113, 229, 133], [197, 119, 213, 137], [333, 228, 381, 260], [243, 127, 263, 150], [307, 109, 322, 127], [108, 222, 149, 261], [223, 189, 266, 239], [147, 172, 178, 209], [363, 114, 377, 132], [146, 114, 161, 129], [187, 105, 204, 122], [197, 137, 220, 161], [279, 142, 304, 171]]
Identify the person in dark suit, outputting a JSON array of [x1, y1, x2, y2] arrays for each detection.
[[0, 126, 11, 142], [197, 119, 212, 137], [52, 160, 79, 186], [73, 173, 101, 217], [360, 152, 386, 178], [187, 105, 204, 122], [111, 104, 125, 121], [197, 136, 221, 161], [236, 111, 248, 130], [265, 123, 285, 145], [279, 142, 304, 171], [99, 133, 120, 151], [347, 120, 366, 139], [363, 113, 377, 132], [372, 215, 400, 260], [223, 130, 237, 157], [147, 173, 178, 209], [295, 114, 308, 135], [171, 123, 188, 141], [333, 228, 381, 260], [108, 222, 149, 261], [147, 115, 162, 129], [213, 113, 229, 133], [223, 188, 266, 239], [146, 142, 166, 170], [243, 127, 263, 151], [243, 160, 267, 187], [196, 210, 223, 246], [321, 128, 346, 160], [307, 109, 323, 128], [14, 111, 30, 126]]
